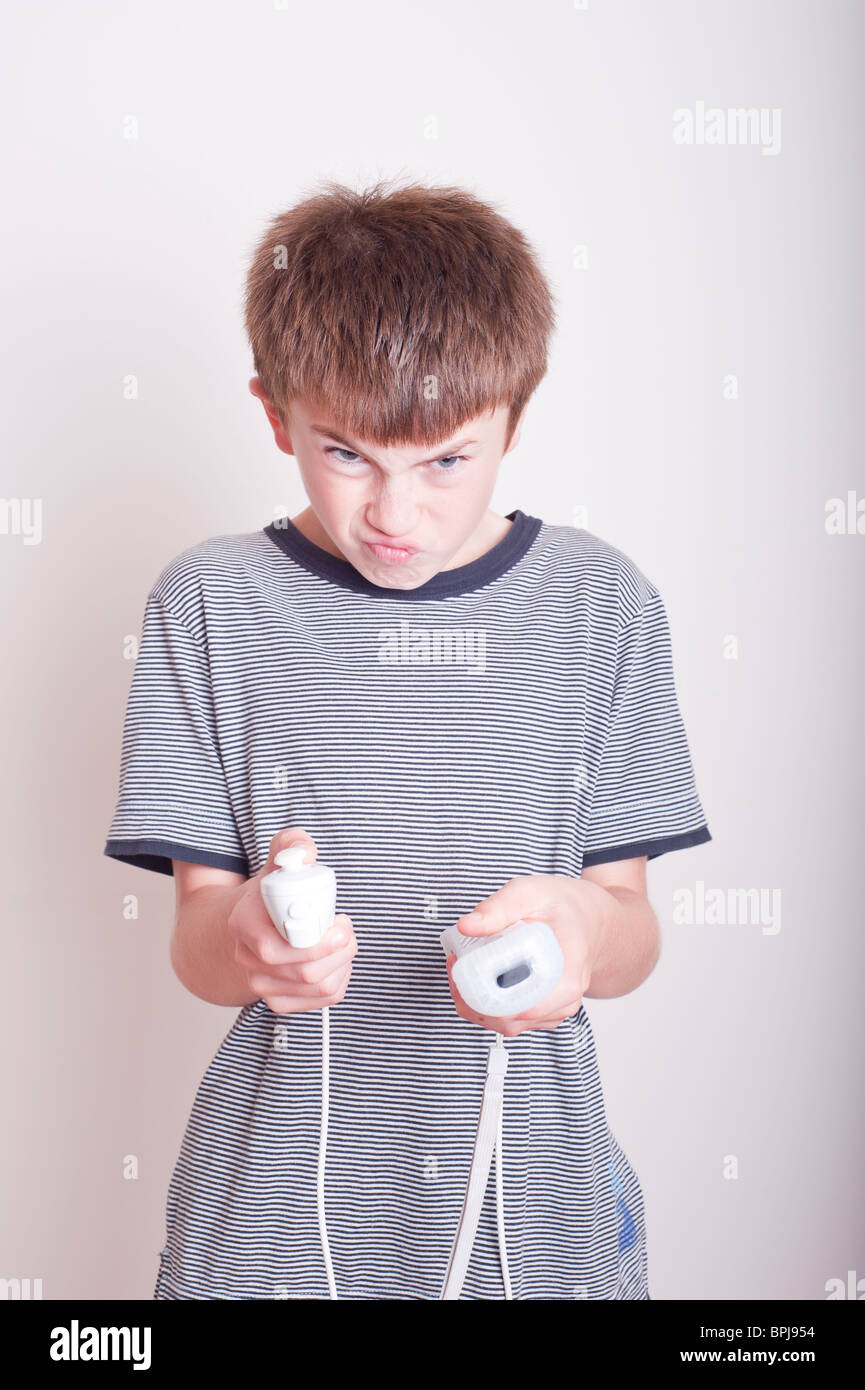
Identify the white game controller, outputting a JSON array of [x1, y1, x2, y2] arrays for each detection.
[[260, 844, 338, 948], [440, 918, 564, 1018]]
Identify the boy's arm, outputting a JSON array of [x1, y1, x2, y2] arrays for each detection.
[[580, 856, 661, 998], [170, 861, 259, 1007], [168, 831, 359, 1012]]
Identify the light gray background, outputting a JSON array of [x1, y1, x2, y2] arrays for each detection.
[[1, 0, 862, 1300]]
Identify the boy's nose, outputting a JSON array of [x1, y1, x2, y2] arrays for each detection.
[[364, 498, 420, 542]]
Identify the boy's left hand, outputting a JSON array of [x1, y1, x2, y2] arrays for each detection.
[[445, 875, 608, 1037]]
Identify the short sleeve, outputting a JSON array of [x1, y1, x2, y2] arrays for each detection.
[[582, 587, 712, 867], [104, 591, 248, 877]]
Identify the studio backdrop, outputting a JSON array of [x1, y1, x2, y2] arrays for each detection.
[[1, 0, 862, 1300]]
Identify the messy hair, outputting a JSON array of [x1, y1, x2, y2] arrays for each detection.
[[243, 178, 556, 452]]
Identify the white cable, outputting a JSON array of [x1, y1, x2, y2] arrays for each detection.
[[494, 1034, 512, 1299], [318, 1007, 510, 1302], [440, 1036, 509, 1299], [318, 1006, 338, 1299]]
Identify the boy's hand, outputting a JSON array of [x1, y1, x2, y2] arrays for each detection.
[[228, 827, 358, 1015], [445, 875, 609, 1038]]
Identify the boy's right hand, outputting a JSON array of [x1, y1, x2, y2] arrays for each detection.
[[227, 827, 358, 1015]]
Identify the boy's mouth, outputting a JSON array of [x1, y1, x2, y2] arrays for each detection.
[[364, 540, 420, 564]]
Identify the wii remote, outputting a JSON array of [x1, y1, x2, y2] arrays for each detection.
[[440, 918, 564, 1018]]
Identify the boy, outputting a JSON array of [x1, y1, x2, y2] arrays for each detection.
[[104, 179, 711, 1300]]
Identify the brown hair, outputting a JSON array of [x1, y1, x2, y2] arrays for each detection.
[[243, 178, 556, 452]]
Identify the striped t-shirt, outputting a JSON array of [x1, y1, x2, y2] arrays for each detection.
[[104, 507, 711, 1300]]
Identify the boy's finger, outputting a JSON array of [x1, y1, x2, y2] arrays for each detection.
[[249, 914, 353, 966], [455, 876, 552, 936], [252, 952, 355, 996], [511, 986, 576, 1021]]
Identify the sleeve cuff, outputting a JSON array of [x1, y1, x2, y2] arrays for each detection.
[[582, 824, 712, 867], [104, 838, 249, 878]]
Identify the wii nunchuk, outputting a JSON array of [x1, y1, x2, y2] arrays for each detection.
[[259, 847, 565, 1300], [260, 844, 337, 948]]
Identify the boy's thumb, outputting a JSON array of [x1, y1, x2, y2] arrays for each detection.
[[256, 826, 317, 880]]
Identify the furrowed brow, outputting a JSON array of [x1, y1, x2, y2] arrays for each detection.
[[310, 424, 477, 465]]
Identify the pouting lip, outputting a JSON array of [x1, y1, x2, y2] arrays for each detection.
[[363, 538, 420, 554]]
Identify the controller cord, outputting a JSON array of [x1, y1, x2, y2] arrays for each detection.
[[493, 1033, 512, 1299], [440, 1032, 512, 1299], [318, 1006, 338, 1298], [317, 1016, 511, 1301]]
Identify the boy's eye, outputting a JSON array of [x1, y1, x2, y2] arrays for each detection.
[[326, 446, 466, 474]]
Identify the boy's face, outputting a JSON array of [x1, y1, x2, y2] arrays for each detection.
[[249, 383, 525, 591]]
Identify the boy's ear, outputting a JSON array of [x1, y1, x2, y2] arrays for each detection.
[[249, 377, 295, 456]]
